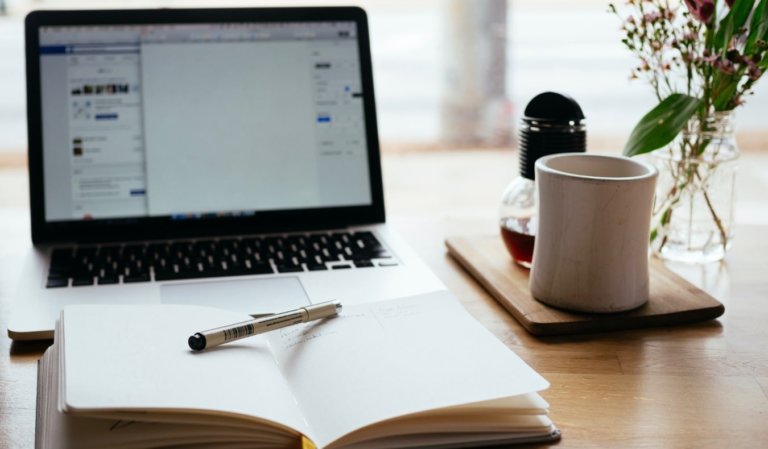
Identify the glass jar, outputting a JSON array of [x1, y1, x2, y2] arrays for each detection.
[[499, 177, 537, 268], [648, 111, 739, 263]]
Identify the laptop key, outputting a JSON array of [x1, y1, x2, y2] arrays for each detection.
[[153, 270, 174, 281], [72, 276, 95, 286], [370, 250, 392, 259], [354, 260, 374, 268], [46, 277, 69, 288], [276, 265, 304, 273], [124, 272, 151, 283], [203, 266, 231, 278], [154, 269, 201, 281], [48, 267, 73, 277], [98, 276, 119, 285], [306, 263, 328, 271], [351, 231, 376, 241], [349, 252, 372, 261], [244, 261, 274, 275]]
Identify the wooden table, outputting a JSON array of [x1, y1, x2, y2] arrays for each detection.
[[2, 149, 768, 448]]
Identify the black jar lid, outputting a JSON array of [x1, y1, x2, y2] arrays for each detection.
[[523, 91, 585, 123], [519, 92, 586, 180]]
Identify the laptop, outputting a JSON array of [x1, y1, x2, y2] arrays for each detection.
[[9, 7, 445, 340]]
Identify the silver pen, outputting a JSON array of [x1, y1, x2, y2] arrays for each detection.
[[188, 300, 342, 351]]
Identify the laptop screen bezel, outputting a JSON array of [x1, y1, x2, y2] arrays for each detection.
[[26, 7, 385, 244]]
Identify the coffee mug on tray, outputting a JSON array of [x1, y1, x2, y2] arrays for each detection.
[[530, 153, 658, 313]]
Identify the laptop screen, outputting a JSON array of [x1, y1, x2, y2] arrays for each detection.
[[37, 21, 372, 223]]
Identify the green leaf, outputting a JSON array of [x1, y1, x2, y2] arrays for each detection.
[[623, 94, 704, 157], [745, 0, 768, 53], [713, 74, 742, 110], [715, 0, 754, 50]]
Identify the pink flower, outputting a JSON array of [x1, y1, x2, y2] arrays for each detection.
[[699, 50, 718, 64], [715, 59, 736, 74], [745, 58, 763, 80], [643, 11, 661, 22], [684, 0, 715, 23]]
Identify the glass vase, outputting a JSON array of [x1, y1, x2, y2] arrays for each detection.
[[648, 111, 739, 263]]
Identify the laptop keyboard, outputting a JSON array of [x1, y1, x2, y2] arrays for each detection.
[[45, 231, 397, 288]]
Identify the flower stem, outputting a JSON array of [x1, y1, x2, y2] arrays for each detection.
[[695, 170, 729, 249]]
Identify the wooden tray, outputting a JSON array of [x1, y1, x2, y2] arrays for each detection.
[[446, 235, 725, 336]]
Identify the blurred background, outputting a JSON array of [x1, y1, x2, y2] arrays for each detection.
[[1, 0, 766, 157]]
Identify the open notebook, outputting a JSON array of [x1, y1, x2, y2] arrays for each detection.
[[36, 292, 560, 448]]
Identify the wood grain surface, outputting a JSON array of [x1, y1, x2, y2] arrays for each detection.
[[2, 150, 768, 448], [446, 235, 725, 335]]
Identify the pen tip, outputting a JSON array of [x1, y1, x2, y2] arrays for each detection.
[[188, 333, 207, 351]]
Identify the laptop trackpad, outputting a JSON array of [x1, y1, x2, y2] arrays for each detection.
[[160, 277, 310, 315]]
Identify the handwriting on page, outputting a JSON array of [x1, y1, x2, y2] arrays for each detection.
[[278, 320, 341, 349], [275, 302, 430, 350], [275, 309, 377, 349], [371, 302, 423, 321]]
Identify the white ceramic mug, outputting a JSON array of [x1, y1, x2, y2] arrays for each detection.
[[530, 153, 658, 313]]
